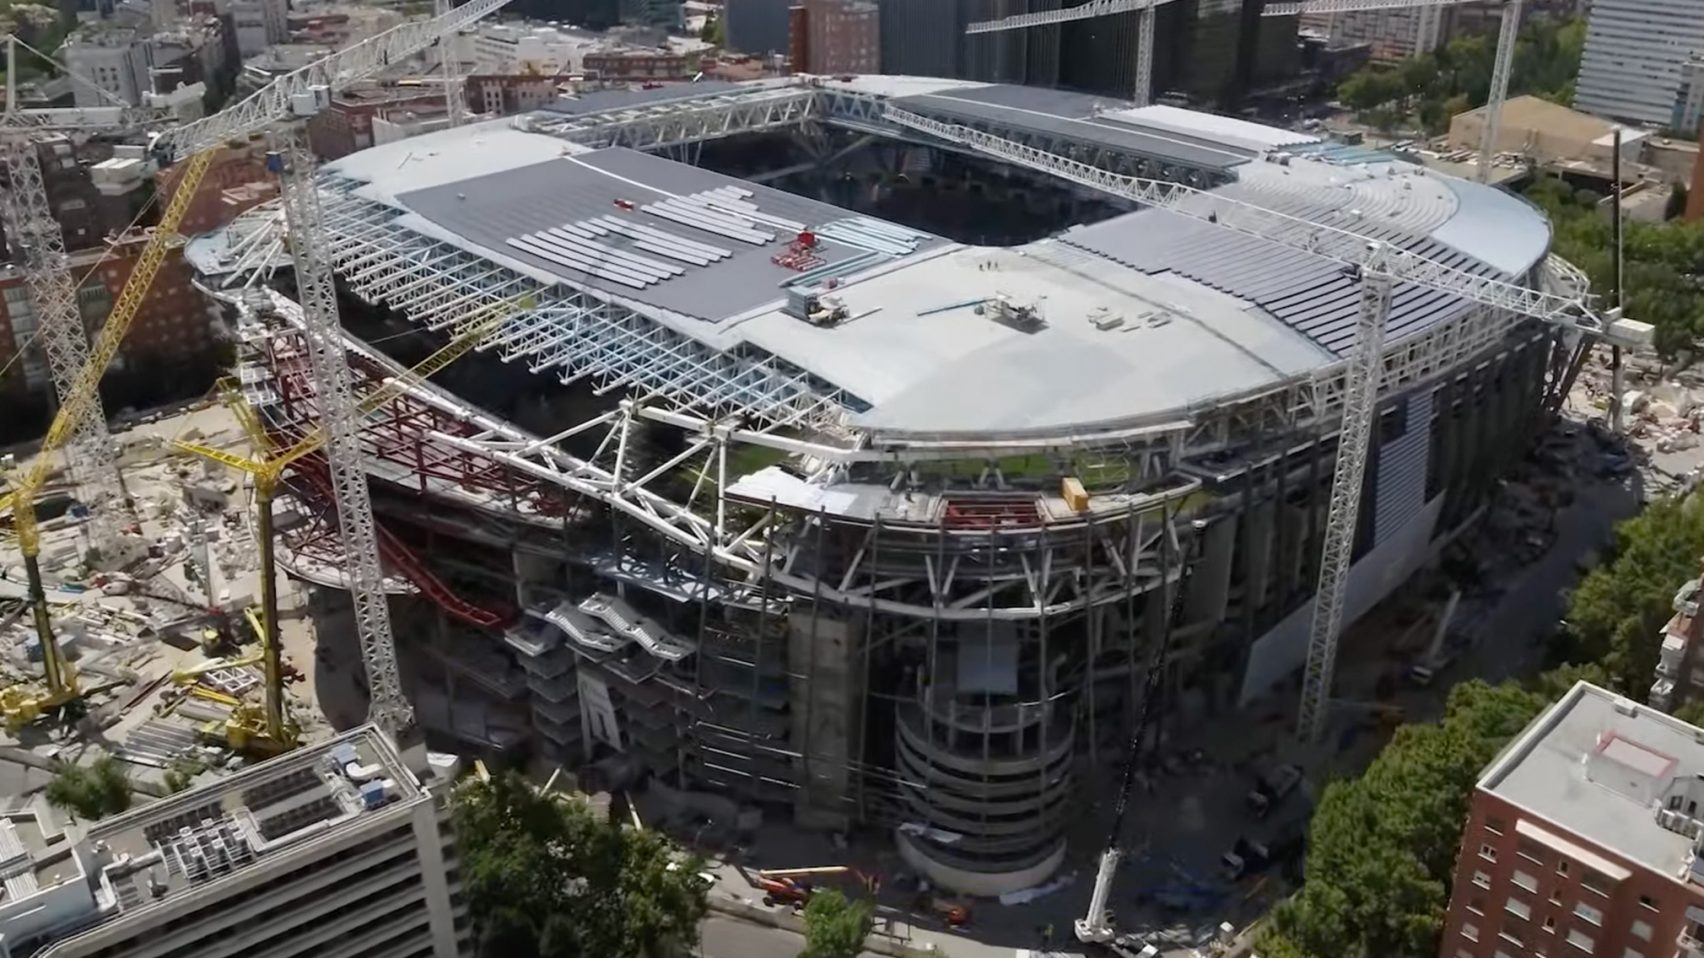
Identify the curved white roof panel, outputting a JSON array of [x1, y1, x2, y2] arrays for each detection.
[[296, 76, 1557, 441]]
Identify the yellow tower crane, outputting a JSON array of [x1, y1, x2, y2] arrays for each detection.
[[0, 0, 517, 730], [171, 292, 535, 755]]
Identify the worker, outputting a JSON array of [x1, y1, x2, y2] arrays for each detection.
[[1042, 922, 1055, 950]]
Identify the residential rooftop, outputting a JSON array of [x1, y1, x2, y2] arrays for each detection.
[[1482, 681, 1704, 882]]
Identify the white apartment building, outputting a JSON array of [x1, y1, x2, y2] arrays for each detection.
[[230, 0, 287, 57], [1574, 0, 1704, 128], [0, 726, 469, 958], [469, 22, 598, 75], [63, 28, 151, 108]]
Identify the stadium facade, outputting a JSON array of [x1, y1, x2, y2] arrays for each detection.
[[186, 75, 1576, 895]]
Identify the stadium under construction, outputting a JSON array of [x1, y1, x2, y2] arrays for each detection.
[[185, 74, 1578, 895]]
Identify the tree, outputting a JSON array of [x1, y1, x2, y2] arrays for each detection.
[[800, 888, 872, 958], [46, 755, 133, 820], [700, 13, 725, 48], [164, 755, 205, 793], [452, 772, 709, 958], [1558, 495, 1704, 694], [1258, 680, 1546, 958], [1334, 15, 1583, 133]]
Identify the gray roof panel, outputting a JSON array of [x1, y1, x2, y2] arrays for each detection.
[[1060, 207, 1507, 357], [538, 81, 746, 116], [393, 147, 944, 324], [889, 92, 1253, 171]]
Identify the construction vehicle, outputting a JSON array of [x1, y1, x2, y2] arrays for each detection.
[[0, 0, 516, 733], [1245, 764, 1303, 820], [873, 108, 1649, 752], [752, 865, 884, 911]]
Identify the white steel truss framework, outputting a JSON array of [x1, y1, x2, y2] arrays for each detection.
[[0, 141, 125, 548], [317, 180, 861, 434], [520, 86, 819, 151]]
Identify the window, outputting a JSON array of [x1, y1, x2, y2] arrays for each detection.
[[1507, 898, 1533, 921], [1501, 930, 1526, 949], [1575, 902, 1603, 926], [1544, 915, 1557, 933], [1469, 897, 1486, 916], [1622, 950, 1642, 958], [1513, 869, 1539, 893], [1580, 869, 1611, 897], [1637, 894, 1659, 912], [1518, 837, 1547, 864], [1631, 920, 1652, 941], [1480, 844, 1498, 862], [1474, 870, 1493, 889], [1486, 815, 1507, 836], [1567, 928, 1595, 953], [1463, 922, 1481, 942], [1557, 860, 1570, 876]]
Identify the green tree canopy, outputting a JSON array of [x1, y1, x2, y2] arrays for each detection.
[[46, 755, 133, 820], [1334, 15, 1584, 134], [1260, 680, 1548, 958], [800, 888, 872, 958], [1523, 176, 1704, 357], [452, 771, 710, 958], [1555, 495, 1704, 691]]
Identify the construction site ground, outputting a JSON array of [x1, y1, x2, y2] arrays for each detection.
[[0, 397, 351, 802], [678, 345, 1682, 958]]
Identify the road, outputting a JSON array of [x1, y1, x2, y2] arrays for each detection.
[[699, 915, 887, 958]]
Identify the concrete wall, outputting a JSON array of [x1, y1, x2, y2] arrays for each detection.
[[1238, 494, 1444, 705]]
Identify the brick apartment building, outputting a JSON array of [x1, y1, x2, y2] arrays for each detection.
[[1442, 681, 1704, 958], [788, 0, 878, 75], [305, 86, 448, 160], [464, 75, 561, 116], [582, 48, 692, 80], [0, 140, 265, 407]]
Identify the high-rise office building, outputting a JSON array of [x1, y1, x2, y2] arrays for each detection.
[[727, 0, 795, 57], [1574, 0, 1704, 127], [0, 727, 467, 958]]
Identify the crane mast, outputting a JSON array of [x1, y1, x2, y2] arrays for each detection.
[[1295, 266, 1393, 743], [268, 129, 413, 737], [1, 132, 127, 557]]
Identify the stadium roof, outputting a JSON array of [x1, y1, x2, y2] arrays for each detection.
[[295, 77, 1554, 441]]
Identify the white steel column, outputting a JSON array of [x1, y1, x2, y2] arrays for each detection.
[[0, 140, 124, 553], [1133, 3, 1156, 107], [1476, 0, 1521, 184], [271, 130, 414, 737], [434, 0, 466, 126], [1297, 264, 1394, 744]]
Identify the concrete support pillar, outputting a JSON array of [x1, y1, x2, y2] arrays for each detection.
[[789, 605, 862, 832], [409, 802, 461, 958], [1183, 517, 1236, 629]]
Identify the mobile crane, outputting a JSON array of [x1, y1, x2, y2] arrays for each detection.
[[0, 0, 517, 731]]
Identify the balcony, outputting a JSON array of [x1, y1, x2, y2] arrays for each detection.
[[1675, 928, 1704, 958]]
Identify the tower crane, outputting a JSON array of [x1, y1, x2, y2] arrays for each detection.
[[0, 0, 517, 732], [167, 291, 535, 753], [878, 106, 1648, 932], [1, 34, 173, 563], [1262, 0, 1523, 185], [966, 0, 1181, 108]]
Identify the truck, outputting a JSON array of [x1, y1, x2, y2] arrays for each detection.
[[1246, 764, 1303, 819]]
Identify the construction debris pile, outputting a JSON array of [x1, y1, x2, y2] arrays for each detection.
[[1572, 348, 1704, 497], [0, 403, 329, 787]]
